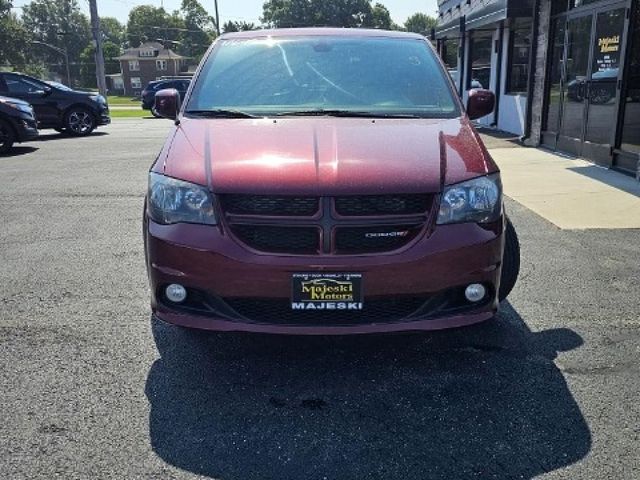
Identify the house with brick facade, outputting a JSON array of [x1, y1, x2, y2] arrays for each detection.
[[116, 42, 188, 97]]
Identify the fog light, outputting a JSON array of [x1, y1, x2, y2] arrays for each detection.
[[465, 283, 486, 303], [165, 284, 187, 303]]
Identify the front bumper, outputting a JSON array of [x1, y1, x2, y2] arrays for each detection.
[[141, 96, 154, 110], [15, 117, 39, 142], [145, 218, 505, 334], [97, 105, 110, 126]]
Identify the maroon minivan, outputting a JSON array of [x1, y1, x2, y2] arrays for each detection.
[[144, 28, 520, 334]]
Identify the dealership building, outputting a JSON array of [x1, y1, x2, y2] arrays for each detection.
[[435, 0, 640, 177]]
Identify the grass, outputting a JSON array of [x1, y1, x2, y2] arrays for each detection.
[[109, 109, 153, 119], [107, 95, 139, 106]]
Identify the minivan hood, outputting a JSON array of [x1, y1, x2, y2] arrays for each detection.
[[160, 116, 497, 195]]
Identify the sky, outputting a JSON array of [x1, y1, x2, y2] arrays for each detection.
[[53, 0, 440, 27]]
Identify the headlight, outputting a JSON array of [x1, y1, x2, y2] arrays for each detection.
[[437, 173, 502, 225], [148, 173, 217, 225], [90, 95, 106, 104]]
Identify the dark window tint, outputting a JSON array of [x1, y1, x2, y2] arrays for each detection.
[[5, 75, 45, 94], [506, 20, 532, 94], [552, 0, 569, 16]]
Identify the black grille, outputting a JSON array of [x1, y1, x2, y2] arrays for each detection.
[[224, 297, 430, 325], [231, 224, 319, 254], [220, 195, 319, 216], [335, 224, 422, 254], [335, 194, 431, 216]]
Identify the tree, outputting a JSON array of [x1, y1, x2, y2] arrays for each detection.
[[369, 3, 398, 30], [21, 0, 91, 83], [223, 20, 257, 33], [262, 0, 374, 28], [126, 5, 185, 48], [0, 1, 31, 69], [79, 40, 121, 87], [100, 17, 126, 48], [404, 12, 437, 36], [179, 0, 215, 59]]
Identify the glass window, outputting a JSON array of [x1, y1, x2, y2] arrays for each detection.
[[5, 75, 47, 94], [506, 20, 532, 94], [468, 33, 492, 90], [156, 60, 167, 71], [128, 60, 140, 71], [620, 4, 640, 154], [441, 38, 460, 90], [571, 0, 604, 8], [552, 0, 569, 16], [188, 36, 459, 118], [543, 19, 566, 133], [130, 77, 142, 89]]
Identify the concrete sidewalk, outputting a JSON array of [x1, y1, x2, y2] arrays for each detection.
[[482, 136, 640, 230]]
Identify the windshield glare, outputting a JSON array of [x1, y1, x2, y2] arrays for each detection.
[[187, 36, 459, 118]]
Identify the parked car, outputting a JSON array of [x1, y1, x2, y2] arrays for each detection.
[[567, 68, 618, 105], [141, 78, 190, 117], [0, 96, 39, 154], [0, 72, 110, 136], [145, 28, 520, 335]]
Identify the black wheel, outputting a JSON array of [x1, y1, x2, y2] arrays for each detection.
[[64, 107, 95, 136], [499, 217, 520, 302], [0, 119, 15, 154]]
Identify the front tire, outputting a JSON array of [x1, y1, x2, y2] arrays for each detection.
[[64, 107, 95, 136], [0, 119, 15, 154], [499, 217, 520, 302]]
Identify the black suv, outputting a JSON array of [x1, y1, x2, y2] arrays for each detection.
[[0, 72, 110, 136], [141, 78, 190, 117], [0, 96, 39, 154]]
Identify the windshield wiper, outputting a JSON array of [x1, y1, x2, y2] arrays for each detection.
[[186, 109, 258, 119], [274, 109, 422, 119]]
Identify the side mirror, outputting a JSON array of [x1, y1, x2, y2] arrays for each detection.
[[154, 88, 181, 120], [466, 89, 495, 120]]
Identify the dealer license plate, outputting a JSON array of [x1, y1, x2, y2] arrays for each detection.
[[291, 273, 363, 311]]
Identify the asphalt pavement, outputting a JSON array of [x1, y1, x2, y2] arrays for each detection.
[[0, 120, 638, 479]]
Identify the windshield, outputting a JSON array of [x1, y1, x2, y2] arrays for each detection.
[[187, 35, 459, 118]]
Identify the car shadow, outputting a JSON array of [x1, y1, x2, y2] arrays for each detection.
[[0, 145, 39, 157], [35, 131, 109, 141], [146, 303, 591, 480]]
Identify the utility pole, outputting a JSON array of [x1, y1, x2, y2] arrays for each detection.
[[214, 0, 221, 36], [89, 0, 108, 96]]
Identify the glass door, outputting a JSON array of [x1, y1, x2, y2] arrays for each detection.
[[583, 8, 626, 163], [557, 13, 593, 155], [542, 18, 567, 147], [544, 3, 627, 164], [616, 1, 640, 173]]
